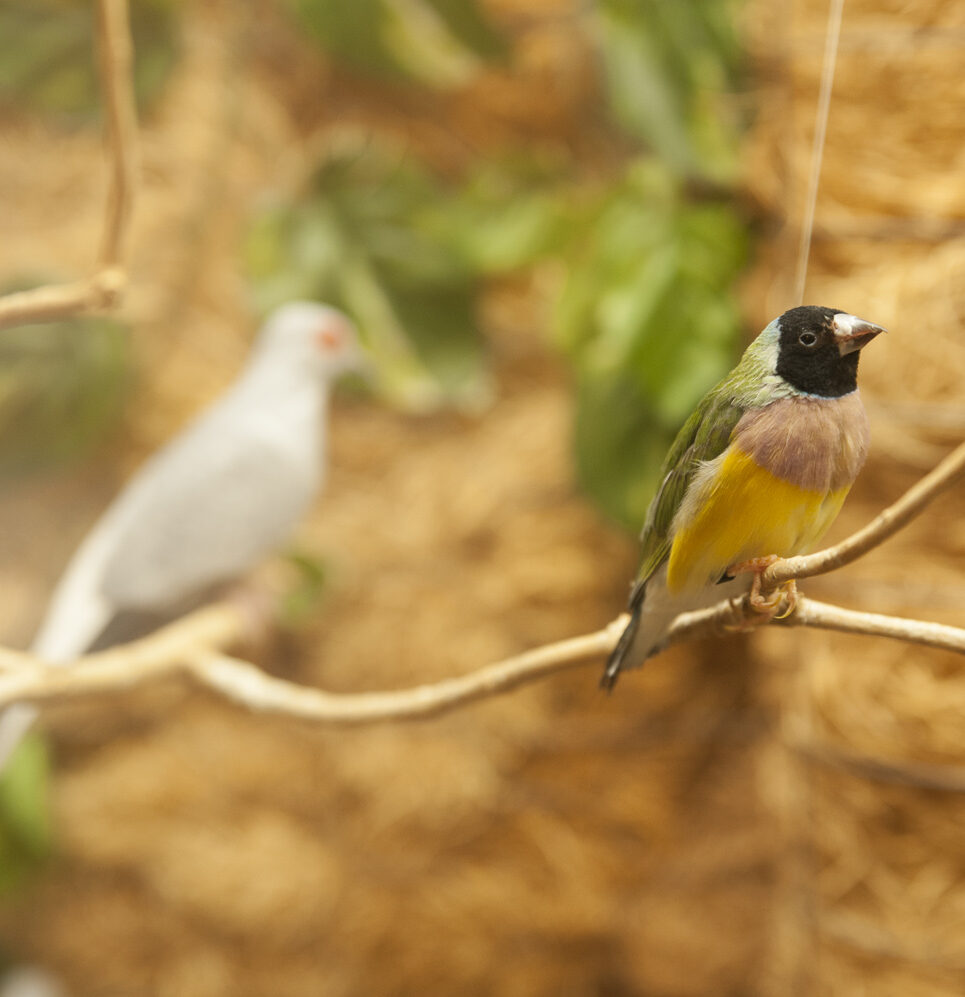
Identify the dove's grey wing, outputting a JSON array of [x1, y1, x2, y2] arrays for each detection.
[[30, 394, 322, 664], [98, 415, 321, 612], [8, 429, 318, 762]]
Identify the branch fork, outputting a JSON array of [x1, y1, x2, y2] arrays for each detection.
[[0, 0, 137, 331]]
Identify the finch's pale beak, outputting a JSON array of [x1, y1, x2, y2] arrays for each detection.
[[832, 313, 887, 356]]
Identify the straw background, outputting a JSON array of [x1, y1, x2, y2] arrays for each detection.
[[0, 0, 962, 994], [745, 0, 965, 991]]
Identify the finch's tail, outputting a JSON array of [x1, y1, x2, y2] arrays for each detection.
[[601, 565, 688, 690], [600, 609, 640, 691], [600, 581, 647, 692]]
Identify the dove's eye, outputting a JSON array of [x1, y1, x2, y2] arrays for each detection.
[[798, 331, 818, 347], [316, 326, 344, 350]]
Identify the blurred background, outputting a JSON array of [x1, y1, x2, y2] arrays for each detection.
[[0, 0, 964, 994]]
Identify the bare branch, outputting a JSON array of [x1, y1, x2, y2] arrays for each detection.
[[0, 270, 128, 329], [0, 367, 959, 723], [0, 604, 242, 698], [185, 619, 625, 725], [0, 611, 623, 720], [95, 0, 138, 269], [763, 438, 965, 589], [787, 597, 965, 653], [0, 0, 137, 330], [0, 593, 960, 727], [180, 600, 965, 722], [664, 596, 965, 656]]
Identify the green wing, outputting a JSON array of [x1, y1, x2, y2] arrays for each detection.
[[633, 388, 746, 591]]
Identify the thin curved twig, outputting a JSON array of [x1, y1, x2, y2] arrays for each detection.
[[0, 595, 960, 725], [0, 434, 961, 724], [788, 597, 965, 653], [186, 620, 626, 725], [763, 438, 965, 589], [95, 0, 138, 270], [0, 0, 137, 330], [185, 598, 964, 724], [0, 603, 240, 691]]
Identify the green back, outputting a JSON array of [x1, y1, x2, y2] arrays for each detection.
[[632, 322, 782, 591]]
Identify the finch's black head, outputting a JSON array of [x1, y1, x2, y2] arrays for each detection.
[[776, 305, 885, 397]]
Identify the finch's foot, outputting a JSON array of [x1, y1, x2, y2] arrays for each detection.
[[724, 555, 797, 630]]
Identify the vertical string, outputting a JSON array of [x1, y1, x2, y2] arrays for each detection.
[[793, 0, 846, 306]]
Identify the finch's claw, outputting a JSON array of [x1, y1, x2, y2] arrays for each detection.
[[772, 580, 798, 620], [724, 555, 797, 628]]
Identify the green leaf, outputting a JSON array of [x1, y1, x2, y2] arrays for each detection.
[[289, 0, 400, 79], [595, 0, 741, 180], [0, 734, 52, 895], [420, 0, 509, 61], [385, 281, 487, 402], [573, 368, 672, 530], [381, 0, 482, 88], [287, 0, 506, 88], [431, 166, 575, 274], [244, 138, 491, 412], [552, 160, 747, 526], [551, 166, 674, 360], [279, 551, 330, 626], [597, 7, 696, 175]]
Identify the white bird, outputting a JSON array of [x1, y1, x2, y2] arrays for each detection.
[[0, 301, 363, 765]]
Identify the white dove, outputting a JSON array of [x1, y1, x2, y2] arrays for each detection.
[[0, 301, 363, 765]]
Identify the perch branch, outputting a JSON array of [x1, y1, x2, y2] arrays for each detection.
[[185, 622, 626, 724], [0, 437, 962, 725], [0, 596, 961, 725], [666, 597, 965, 656], [0, 604, 243, 694], [762, 438, 965, 589], [157, 599, 965, 723], [0, 0, 137, 330]]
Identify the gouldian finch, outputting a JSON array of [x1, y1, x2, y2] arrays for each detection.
[[0, 302, 364, 764], [602, 305, 884, 689]]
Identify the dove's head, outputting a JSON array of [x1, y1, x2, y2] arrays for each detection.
[[254, 302, 364, 379]]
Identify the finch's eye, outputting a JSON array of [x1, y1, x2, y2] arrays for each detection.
[[799, 331, 818, 347]]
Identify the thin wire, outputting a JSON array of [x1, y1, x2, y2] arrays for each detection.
[[793, 0, 846, 306]]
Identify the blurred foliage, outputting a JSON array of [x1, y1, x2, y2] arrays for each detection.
[[0, 0, 180, 121], [288, 0, 507, 88], [0, 0, 749, 525], [0, 288, 129, 477], [279, 551, 331, 627], [554, 163, 747, 526], [0, 735, 51, 895], [430, 160, 580, 275], [596, 0, 743, 181], [256, 0, 749, 527], [246, 137, 493, 412]]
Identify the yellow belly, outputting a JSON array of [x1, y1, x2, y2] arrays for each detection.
[[666, 447, 849, 595]]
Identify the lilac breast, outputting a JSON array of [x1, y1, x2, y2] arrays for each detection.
[[733, 391, 870, 493]]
